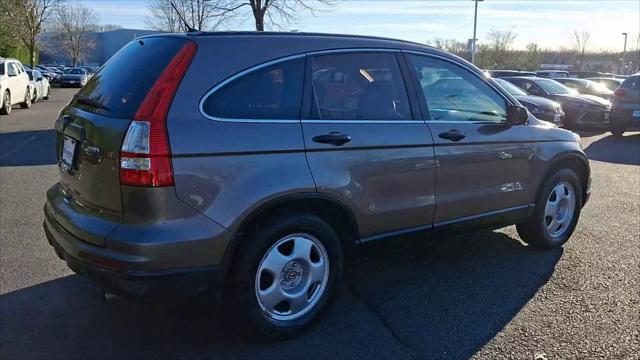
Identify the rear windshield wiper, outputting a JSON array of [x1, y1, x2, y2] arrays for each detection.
[[73, 94, 109, 111]]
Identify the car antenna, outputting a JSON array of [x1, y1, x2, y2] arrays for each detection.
[[170, 0, 198, 33]]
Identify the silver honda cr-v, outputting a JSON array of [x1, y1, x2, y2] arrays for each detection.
[[44, 32, 590, 338]]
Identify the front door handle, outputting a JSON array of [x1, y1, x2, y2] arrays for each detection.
[[439, 129, 466, 142], [312, 132, 352, 146]]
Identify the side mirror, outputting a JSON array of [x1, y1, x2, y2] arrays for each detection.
[[507, 104, 528, 125]]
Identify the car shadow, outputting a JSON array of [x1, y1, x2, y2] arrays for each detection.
[[0, 230, 560, 359], [0, 129, 57, 166], [583, 133, 640, 165], [347, 230, 562, 359]]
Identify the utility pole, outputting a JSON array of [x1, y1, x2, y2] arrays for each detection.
[[471, 0, 484, 64], [621, 32, 628, 74]]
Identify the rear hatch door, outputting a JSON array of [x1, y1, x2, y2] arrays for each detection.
[[52, 36, 190, 245]]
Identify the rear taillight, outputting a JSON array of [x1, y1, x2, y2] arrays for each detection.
[[120, 41, 197, 187], [614, 88, 625, 98]]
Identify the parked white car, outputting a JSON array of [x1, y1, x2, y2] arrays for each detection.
[[0, 58, 32, 115], [26, 69, 51, 102]]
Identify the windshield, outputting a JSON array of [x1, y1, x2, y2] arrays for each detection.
[[535, 79, 574, 95], [495, 78, 527, 96], [65, 68, 85, 74]]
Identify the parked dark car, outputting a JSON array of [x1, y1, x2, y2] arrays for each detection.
[[536, 70, 569, 78], [487, 70, 537, 78], [586, 77, 623, 92], [569, 71, 617, 79], [494, 78, 564, 126], [59, 67, 88, 87], [554, 78, 614, 101], [503, 76, 611, 129], [44, 32, 591, 338], [610, 73, 640, 135]]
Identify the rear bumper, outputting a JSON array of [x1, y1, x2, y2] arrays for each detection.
[[43, 183, 234, 299], [611, 103, 640, 125], [43, 209, 223, 298]]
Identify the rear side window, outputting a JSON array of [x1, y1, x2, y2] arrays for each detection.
[[0, 63, 4, 75], [310, 53, 411, 120], [202, 58, 304, 120], [76, 37, 190, 118], [621, 76, 640, 90]]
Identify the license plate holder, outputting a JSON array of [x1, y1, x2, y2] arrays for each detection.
[[604, 111, 610, 120], [61, 136, 77, 169]]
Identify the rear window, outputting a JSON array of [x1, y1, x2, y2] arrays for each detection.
[[75, 37, 190, 118]]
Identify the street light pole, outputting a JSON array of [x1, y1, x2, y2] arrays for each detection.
[[621, 32, 628, 74], [471, 0, 483, 64]]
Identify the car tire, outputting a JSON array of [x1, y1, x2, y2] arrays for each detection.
[[234, 213, 343, 339], [43, 86, 50, 100], [20, 88, 31, 109], [0, 91, 10, 115], [517, 168, 583, 250], [610, 120, 627, 136], [32, 89, 38, 103]]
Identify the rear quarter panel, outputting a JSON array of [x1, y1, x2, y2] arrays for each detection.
[[167, 37, 325, 231]]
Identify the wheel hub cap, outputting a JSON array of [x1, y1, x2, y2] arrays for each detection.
[[281, 260, 303, 289], [544, 181, 576, 237], [255, 233, 330, 321]]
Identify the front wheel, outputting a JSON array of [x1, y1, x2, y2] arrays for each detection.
[[517, 168, 583, 250], [234, 214, 343, 338]]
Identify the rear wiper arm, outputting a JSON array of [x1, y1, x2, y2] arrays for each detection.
[[73, 94, 109, 111]]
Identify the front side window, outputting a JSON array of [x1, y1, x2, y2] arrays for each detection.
[[310, 52, 411, 120], [202, 58, 304, 120], [408, 55, 507, 123]]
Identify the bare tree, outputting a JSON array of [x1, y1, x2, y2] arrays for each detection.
[[429, 38, 467, 58], [485, 28, 517, 68], [147, 0, 340, 32], [573, 30, 590, 70], [7, 0, 61, 66], [147, 0, 235, 32], [52, 4, 99, 66]]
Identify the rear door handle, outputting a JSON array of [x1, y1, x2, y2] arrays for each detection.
[[439, 129, 466, 142], [312, 132, 352, 146]]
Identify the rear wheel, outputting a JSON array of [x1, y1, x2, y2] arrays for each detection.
[[32, 89, 38, 103], [234, 214, 343, 338], [517, 168, 583, 250], [0, 91, 10, 115], [610, 119, 627, 136], [20, 88, 31, 109], [43, 86, 50, 100]]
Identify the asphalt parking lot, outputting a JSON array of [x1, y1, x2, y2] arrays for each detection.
[[1, 88, 638, 359]]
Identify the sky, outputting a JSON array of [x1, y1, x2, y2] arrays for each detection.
[[76, 0, 639, 51]]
